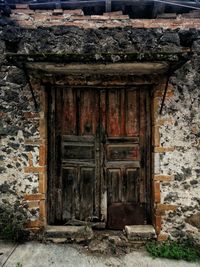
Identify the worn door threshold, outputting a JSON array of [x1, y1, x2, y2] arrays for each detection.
[[44, 225, 156, 245]]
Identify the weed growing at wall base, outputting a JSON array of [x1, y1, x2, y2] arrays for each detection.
[[0, 200, 29, 241], [146, 239, 200, 262]]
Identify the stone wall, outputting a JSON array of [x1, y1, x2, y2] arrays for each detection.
[[158, 54, 200, 240], [0, 16, 200, 239]]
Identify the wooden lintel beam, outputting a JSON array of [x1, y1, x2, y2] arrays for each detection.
[[26, 62, 169, 75]]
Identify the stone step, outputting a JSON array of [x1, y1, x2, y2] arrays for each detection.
[[45, 225, 93, 243], [125, 225, 156, 241]]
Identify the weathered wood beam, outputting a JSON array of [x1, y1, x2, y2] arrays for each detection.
[[26, 62, 169, 75], [30, 73, 165, 86], [27, 62, 169, 87]]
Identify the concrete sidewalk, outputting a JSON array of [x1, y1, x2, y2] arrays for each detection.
[[0, 241, 200, 267]]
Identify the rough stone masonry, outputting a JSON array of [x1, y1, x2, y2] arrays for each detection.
[[0, 9, 200, 243]]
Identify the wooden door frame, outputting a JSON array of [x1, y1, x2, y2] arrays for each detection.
[[21, 59, 182, 238], [47, 85, 153, 227], [26, 72, 169, 239]]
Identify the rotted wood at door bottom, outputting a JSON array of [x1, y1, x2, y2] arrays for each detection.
[[47, 86, 152, 229]]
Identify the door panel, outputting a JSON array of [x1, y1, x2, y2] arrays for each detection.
[[126, 89, 139, 136], [48, 86, 151, 228], [106, 144, 139, 161], [102, 88, 151, 229], [79, 89, 99, 135], [48, 87, 100, 224]]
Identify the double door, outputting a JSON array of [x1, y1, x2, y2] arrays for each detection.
[[48, 87, 151, 229]]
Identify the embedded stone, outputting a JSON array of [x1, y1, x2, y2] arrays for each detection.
[[45, 225, 94, 243], [190, 180, 198, 185], [186, 212, 200, 229], [160, 32, 180, 46], [125, 225, 156, 241]]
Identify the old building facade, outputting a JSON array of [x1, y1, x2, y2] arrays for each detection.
[[0, 7, 200, 242]]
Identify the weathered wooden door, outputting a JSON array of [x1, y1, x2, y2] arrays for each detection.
[[101, 88, 151, 229], [48, 87, 151, 228]]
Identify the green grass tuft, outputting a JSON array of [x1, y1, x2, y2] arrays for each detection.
[[146, 239, 200, 262]]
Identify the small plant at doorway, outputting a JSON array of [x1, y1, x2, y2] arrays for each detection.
[[0, 199, 29, 242], [146, 239, 200, 262], [16, 262, 23, 267]]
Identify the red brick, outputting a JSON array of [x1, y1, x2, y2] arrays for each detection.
[[24, 112, 40, 119], [91, 15, 110, 20], [154, 175, 174, 182], [39, 200, 46, 220], [155, 118, 174, 126], [63, 9, 84, 15], [152, 126, 160, 147], [157, 233, 169, 241], [27, 201, 40, 209], [154, 89, 174, 98], [45, 21, 64, 26], [154, 215, 162, 234], [18, 20, 35, 28], [130, 20, 145, 28], [157, 204, 177, 212], [35, 10, 52, 13], [154, 147, 174, 153], [52, 9, 63, 15], [153, 181, 161, 203], [109, 15, 129, 20], [39, 144, 47, 166], [39, 118, 47, 140], [25, 220, 44, 228], [24, 194, 45, 201], [24, 166, 46, 173], [24, 139, 42, 145], [39, 173, 47, 194], [70, 15, 91, 20], [51, 15, 65, 20]]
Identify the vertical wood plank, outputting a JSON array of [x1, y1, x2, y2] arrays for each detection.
[[80, 89, 98, 136], [55, 87, 63, 222], [139, 88, 147, 204], [79, 168, 95, 221], [126, 89, 139, 136], [146, 88, 152, 222], [100, 90, 107, 221], [126, 169, 139, 203], [62, 88, 77, 135], [120, 89, 126, 136], [47, 86, 56, 224], [107, 169, 122, 204], [62, 167, 76, 221], [107, 89, 121, 137]]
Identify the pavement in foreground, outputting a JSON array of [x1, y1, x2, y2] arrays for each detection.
[[0, 240, 200, 267]]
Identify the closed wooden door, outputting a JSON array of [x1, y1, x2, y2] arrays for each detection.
[[48, 87, 151, 228], [101, 88, 151, 229]]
